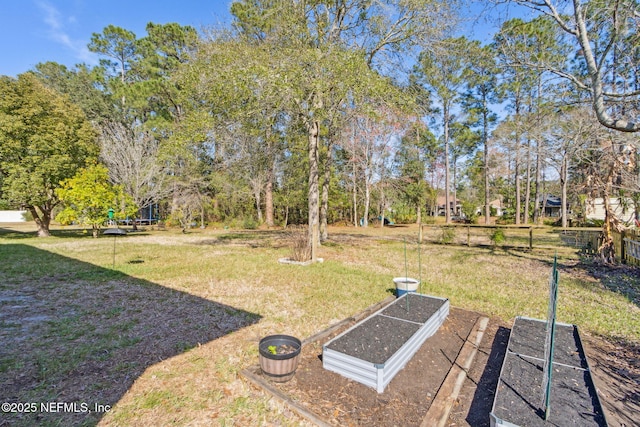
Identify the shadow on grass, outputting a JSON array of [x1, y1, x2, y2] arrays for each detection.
[[0, 226, 150, 240], [0, 244, 261, 427], [574, 259, 640, 309], [465, 326, 510, 427]]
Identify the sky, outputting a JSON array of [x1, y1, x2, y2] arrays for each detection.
[[0, 1, 528, 78], [0, 0, 235, 77]]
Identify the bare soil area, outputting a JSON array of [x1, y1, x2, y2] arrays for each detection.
[[245, 302, 639, 427]]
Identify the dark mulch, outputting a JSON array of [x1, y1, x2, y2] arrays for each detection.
[[245, 300, 639, 427], [250, 305, 484, 426]]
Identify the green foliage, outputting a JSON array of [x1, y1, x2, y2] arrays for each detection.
[[490, 228, 506, 245], [390, 204, 417, 224], [441, 226, 455, 244], [0, 73, 99, 235], [34, 62, 115, 124], [242, 216, 258, 230], [461, 200, 479, 224], [56, 164, 137, 237]]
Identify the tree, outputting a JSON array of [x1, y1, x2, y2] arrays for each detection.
[[395, 122, 437, 229], [507, 0, 640, 132], [544, 107, 593, 228], [449, 121, 480, 217], [99, 121, 170, 222], [0, 73, 99, 236], [56, 164, 137, 238], [34, 62, 115, 125], [462, 41, 499, 224], [494, 15, 568, 223], [88, 25, 138, 96], [415, 37, 471, 223]]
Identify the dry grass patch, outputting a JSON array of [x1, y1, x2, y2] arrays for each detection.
[[0, 223, 638, 425]]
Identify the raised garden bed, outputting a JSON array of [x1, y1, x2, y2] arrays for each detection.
[[322, 293, 449, 393], [490, 316, 608, 427]]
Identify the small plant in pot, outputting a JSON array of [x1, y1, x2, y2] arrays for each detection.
[[259, 334, 302, 382]]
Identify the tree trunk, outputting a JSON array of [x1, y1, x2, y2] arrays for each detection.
[[515, 133, 522, 225], [483, 100, 490, 225], [254, 186, 262, 223], [601, 193, 617, 263], [533, 138, 542, 224], [380, 185, 385, 228], [30, 206, 51, 237], [308, 120, 320, 261], [452, 155, 458, 217], [561, 156, 568, 229], [265, 127, 275, 227], [284, 205, 289, 228], [363, 178, 370, 228], [320, 140, 333, 241], [265, 171, 274, 227], [352, 159, 358, 227], [524, 138, 532, 224], [444, 104, 451, 224]]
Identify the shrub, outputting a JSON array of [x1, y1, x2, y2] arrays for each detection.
[[243, 216, 258, 230], [490, 228, 506, 245], [287, 226, 311, 262], [441, 226, 455, 244]]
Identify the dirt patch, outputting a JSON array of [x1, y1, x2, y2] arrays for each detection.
[[245, 301, 639, 427], [245, 304, 494, 426]]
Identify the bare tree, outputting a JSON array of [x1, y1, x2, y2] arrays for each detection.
[[99, 121, 169, 221], [507, 0, 640, 132]]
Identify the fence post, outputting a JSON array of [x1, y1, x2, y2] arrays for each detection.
[[620, 230, 626, 264], [467, 226, 470, 246], [529, 227, 533, 250]]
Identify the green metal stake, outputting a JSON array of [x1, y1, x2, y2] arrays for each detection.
[[418, 238, 422, 294], [403, 237, 408, 280], [403, 238, 410, 311]]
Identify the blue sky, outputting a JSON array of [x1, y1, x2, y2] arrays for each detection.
[[1, 1, 527, 78], [1, 0, 234, 77]]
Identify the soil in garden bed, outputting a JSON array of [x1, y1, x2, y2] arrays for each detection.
[[491, 317, 607, 427], [324, 294, 445, 365], [244, 302, 638, 426], [254, 306, 485, 426]]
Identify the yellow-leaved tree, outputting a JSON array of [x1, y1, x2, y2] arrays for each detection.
[[56, 164, 138, 238]]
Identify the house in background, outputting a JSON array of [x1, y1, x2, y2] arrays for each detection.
[[489, 199, 504, 216], [585, 197, 636, 225], [473, 199, 504, 217], [436, 196, 462, 216], [539, 195, 562, 218]]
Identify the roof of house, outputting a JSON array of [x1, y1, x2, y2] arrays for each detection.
[[539, 195, 561, 207]]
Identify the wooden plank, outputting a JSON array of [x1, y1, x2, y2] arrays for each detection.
[[420, 316, 489, 427], [241, 366, 332, 427]]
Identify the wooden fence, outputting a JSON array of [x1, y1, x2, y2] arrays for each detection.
[[419, 224, 640, 265], [620, 228, 640, 266]]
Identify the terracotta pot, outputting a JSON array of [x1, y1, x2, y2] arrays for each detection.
[[259, 335, 301, 382]]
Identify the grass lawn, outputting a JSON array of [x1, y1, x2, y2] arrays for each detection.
[[1, 222, 638, 426]]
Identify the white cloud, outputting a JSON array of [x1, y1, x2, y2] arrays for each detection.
[[36, 0, 97, 65], [38, 0, 62, 30]]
